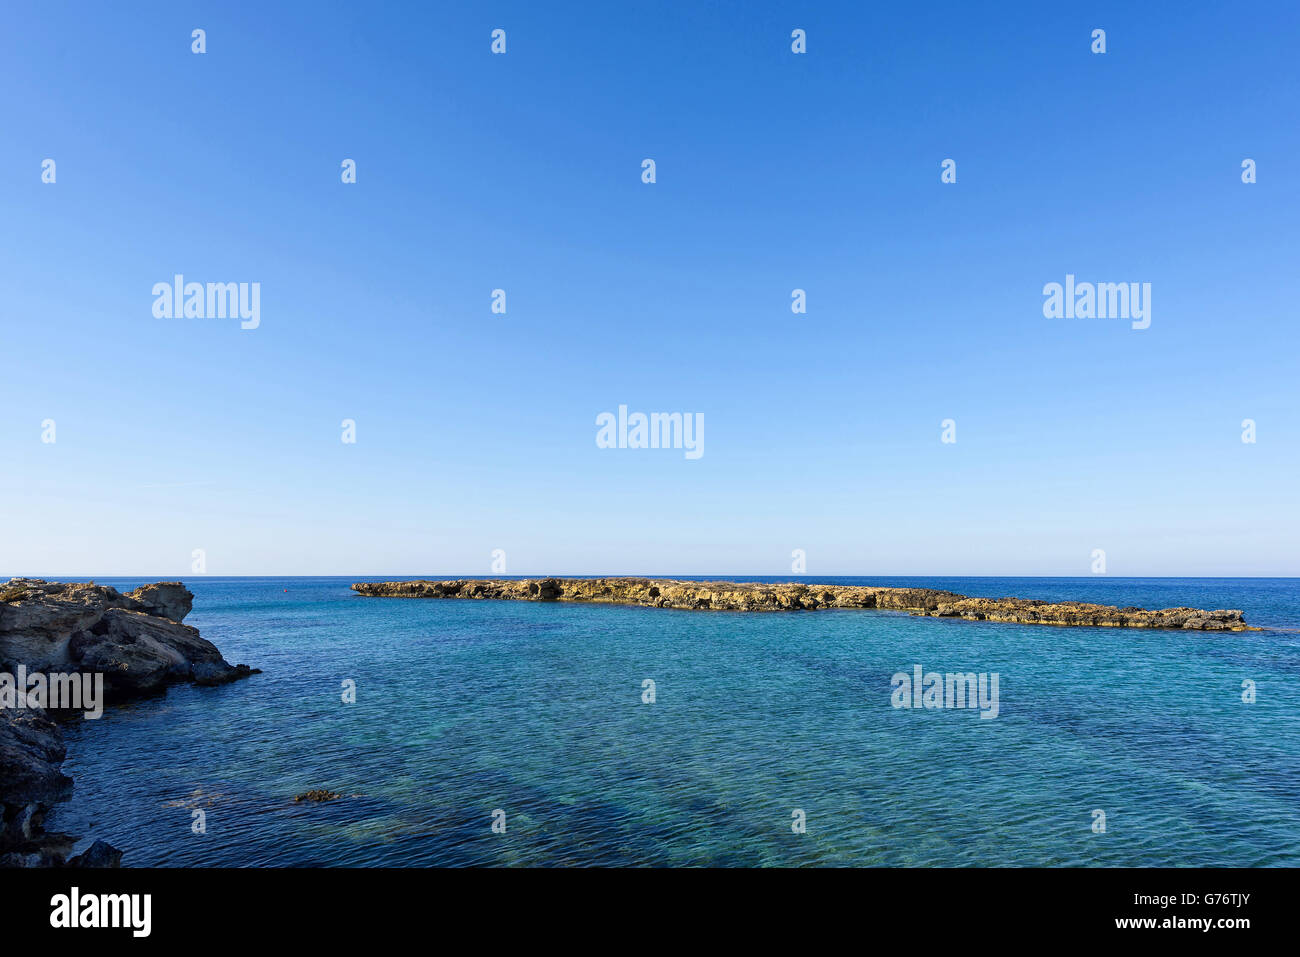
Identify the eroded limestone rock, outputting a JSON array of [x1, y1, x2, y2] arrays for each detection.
[[351, 578, 1254, 631]]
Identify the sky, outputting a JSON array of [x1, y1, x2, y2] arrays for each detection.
[[1, 1, 1297, 578]]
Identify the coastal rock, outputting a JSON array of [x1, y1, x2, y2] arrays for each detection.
[[0, 578, 259, 696], [351, 578, 1255, 632], [0, 706, 70, 809], [125, 582, 193, 623], [0, 705, 72, 867], [66, 840, 123, 868], [0, 579, 259, 867]]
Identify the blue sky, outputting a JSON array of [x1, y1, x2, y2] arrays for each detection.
[[2, 1, 1297, 577]]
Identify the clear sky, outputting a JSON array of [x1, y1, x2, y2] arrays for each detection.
[[2, 1, 1297, 577]]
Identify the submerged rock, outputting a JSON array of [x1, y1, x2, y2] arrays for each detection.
[[66, 839, 123, 868], [294, 790, 342, 803], [351, 577, 1256, 632]]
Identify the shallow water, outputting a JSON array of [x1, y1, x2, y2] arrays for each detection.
[[46, 576, 1300, 866]]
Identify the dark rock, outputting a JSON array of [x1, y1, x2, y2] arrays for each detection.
[[0, 707, 72, 867], [0, 709, 71, 809], [66, 840, 123, 868], [294, 789, 342, 803]]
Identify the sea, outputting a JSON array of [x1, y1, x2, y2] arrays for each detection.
[[42, 576, 1300, 866]]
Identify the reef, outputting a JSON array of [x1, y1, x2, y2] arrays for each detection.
[[351, 577, 1254, 631]]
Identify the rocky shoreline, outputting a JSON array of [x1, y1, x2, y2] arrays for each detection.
[[0, 579, 259, 867], [352, 577, 1256, 631]]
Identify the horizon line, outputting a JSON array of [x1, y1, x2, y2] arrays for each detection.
[[6, 573, 1300, 581]]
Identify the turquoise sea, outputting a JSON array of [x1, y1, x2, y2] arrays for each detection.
[[44, 576, 1300, 866]]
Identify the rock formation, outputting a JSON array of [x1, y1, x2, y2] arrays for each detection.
[[351, 577, 1254, 631], [0, 705, 72, 866], [0, 579, 259, 866], [293, 789, 342, 803]]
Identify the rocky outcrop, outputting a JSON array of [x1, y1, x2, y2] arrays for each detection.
[[0, 579, 256, 696], [0, 703, 72, 866], [351, 578, 1255, 631], [0, 579, 259, 867]]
